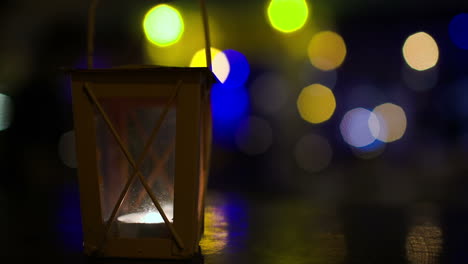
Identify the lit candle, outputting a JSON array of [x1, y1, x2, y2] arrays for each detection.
[[118, 212, 166, 224], [117, 209, 173, 238]]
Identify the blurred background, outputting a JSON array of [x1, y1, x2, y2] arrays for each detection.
[[1, 0, 468, 263]]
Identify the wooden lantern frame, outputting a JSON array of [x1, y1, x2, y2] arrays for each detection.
[[69, 0, 215, 259]]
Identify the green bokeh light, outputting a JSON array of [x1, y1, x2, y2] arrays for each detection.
[[267, 0, 309, 33], [143, 4, 184, 47]]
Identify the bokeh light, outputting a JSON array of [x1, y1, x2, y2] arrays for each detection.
[[235, 116, 273, 155], [222, 49, 250, 89], [297, 84, 336, 124], [372, 103, 407, 143], [448, 78, 468, 119], [143, 4, 184, 47], [250, 73, 288, 114], [308, 31, 347, 71], [190, 48, 230, 83], [340, 108, 379, 148], [213, 51, 231, 84], [267, 0, 309, 33], [190, 48, 221, 67], [0, 93, 13, 131], [211, 83, 249, 125], [449, 13, 468, 50], [294, 134, 333, 173], [143, 10, 223, 67], [58, 130, 77, 168], [402, 32, 439, 71]]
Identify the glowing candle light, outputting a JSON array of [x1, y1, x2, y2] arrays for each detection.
[[117, 211, 169, 224]]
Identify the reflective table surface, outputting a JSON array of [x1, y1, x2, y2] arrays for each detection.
[[4, 182, 460, 264]]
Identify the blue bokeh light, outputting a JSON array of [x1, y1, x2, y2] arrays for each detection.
[[448, 77, 468, 119], [449, 13, 468, 50], [56, 184, 83, 253], [358, 137, 385, 153], [222, 49, 250, 89], [211, 83, 249, 141]]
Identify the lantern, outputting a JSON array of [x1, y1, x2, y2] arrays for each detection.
[[69, 0, 215, 259]]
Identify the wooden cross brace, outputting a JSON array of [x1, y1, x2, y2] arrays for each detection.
[[82, 81, 185, 252]]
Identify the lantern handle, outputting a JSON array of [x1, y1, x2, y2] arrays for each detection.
[[199, 0, 212, 69], [87, 0, 213, 69], [87, 0, 99, 69]]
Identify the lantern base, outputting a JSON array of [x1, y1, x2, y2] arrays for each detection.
[[84, 238, 204, 264]]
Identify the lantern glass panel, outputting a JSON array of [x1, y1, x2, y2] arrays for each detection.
[[95, 97, 176, 239]]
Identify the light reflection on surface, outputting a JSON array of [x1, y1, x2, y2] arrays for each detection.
[[406, 224, 442, 264], [200, 203, 229, 255], [52, 189, 445, 262]]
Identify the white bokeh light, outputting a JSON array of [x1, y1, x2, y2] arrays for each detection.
[[58, 130, 77, 168], [340, 108, 379, 148], [0, 93, 13, 131], [212, 51, 230, 83], [371, 103, 407, 143]]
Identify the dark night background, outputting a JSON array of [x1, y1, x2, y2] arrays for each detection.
[[1, 0, 468, 263]]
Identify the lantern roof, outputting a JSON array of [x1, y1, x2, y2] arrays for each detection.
[[66, 65, 218, 84]]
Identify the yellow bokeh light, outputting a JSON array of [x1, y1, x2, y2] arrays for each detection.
[[297, 84, 336, 124], [144, 10, 223, 67], [403, 32, 439, 71], [143, 4, 184, 47], [267, 0, 309, 33], [190, 48, 221, 67], [199, 205, 228, 254], [190, 48, 230, 83], [308, 31, 347, 71], [372, 103, 407, 143]]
